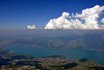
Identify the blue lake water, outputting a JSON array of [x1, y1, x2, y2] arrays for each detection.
[[5, 46, 104, 65]]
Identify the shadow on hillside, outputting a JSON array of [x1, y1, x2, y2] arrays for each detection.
[[89, 66, 104, 70], [62, 62, 78, 69]]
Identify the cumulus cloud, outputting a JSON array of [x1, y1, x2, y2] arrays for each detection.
[[101, 18, 104, 28], [101, 18, 104, 24], [27, 24, 36, 29], [45, 5, 104, 29]]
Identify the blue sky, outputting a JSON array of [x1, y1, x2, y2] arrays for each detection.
[[0, 0, 104, 29]]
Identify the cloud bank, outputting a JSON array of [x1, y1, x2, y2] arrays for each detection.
[[45, 5, 104, 29], [27, 24, 36, 29]]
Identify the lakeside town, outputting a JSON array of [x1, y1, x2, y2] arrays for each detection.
[[0, 50, 104, 70]]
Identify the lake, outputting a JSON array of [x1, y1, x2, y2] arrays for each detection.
[[5, 46, 104, 65]]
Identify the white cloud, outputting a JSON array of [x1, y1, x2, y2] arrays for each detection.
[[27, 24, 36, 29], [101, 18, 104, 24], [101, 18, 104, 28], [45, 5, 104, 29]]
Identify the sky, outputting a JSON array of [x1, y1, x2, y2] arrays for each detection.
[[0, 0, 104, 29]]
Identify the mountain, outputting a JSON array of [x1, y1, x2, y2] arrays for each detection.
[[0, 30, 104, 51]]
